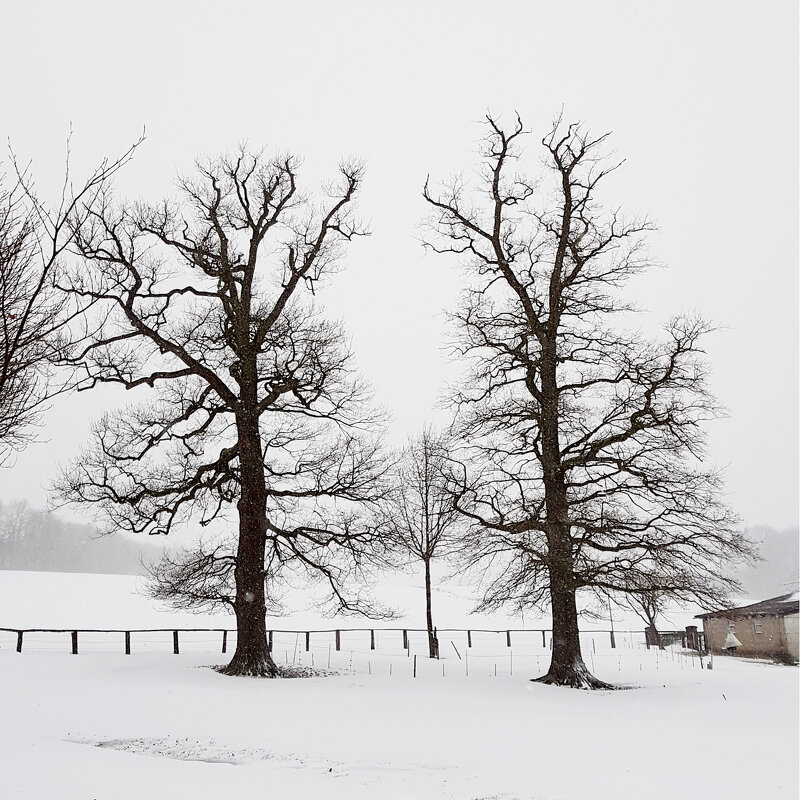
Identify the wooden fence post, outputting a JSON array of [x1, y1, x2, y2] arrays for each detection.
[[370, 629, 375, 650], [506, 630, 511, 647], [402, 629, 408, 650], [221, 630, 227, 654], [305, 631, 310, 651], [467, 630, 472, 648], [71, 631, 78, 655], [173, 630, 179, 655], [335, 630, 341, 651], [541, 630, 546, 647], [413, 654, 417, 678], [16, 631, 23, 653], [610, 630, 616, 648], [125, 631, 131, 655]]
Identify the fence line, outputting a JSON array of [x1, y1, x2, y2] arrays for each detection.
[[0, 625, 659, 656], [0, 626, 649, 634]]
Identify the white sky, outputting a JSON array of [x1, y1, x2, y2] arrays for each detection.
[[0, 1, 797, 529]]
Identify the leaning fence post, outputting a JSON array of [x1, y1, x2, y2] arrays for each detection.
[[125, 631, 131, 655], [16, 630, 23, 653], [335, 630, 341, 651], [71, 631, 78, 655], [221, 630, 227, 654], [173, 630, 179, 655]]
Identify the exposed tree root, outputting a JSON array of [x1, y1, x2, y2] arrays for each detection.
[[532, 660, 617, 690], [217, 655, 280, 678]]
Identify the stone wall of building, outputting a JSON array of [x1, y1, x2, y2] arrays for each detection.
[[784, 613, 799, 661], [703, 614, 792, 659]]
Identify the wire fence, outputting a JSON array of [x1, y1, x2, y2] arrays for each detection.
[[0, 624, 713, 678], [0, 625, 694, 656]]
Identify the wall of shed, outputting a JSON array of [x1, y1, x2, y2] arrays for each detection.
[[703, 615, 794, 660], [784, 613, 798, 661]]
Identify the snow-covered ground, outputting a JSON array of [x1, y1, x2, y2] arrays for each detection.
[[0, 568, 696, 632], [0, 571, 797, 800]]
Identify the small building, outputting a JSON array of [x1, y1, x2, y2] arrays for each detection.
[[696, 593, 799, 663]]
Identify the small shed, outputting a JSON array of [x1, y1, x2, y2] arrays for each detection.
[[696, 593, 799, 663]]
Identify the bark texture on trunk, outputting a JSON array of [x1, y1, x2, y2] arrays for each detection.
[[534, 567, 612, 689], [220, 408, 278, 677], [535, 347, 613, 689], [424, 557, 438, 658]]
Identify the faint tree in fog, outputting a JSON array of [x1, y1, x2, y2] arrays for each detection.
[[54, 149, 388, 677], [423, 114, 755, 688]]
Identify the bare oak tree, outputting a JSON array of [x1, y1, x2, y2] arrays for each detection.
[[423, 115, 753, 688], [54, 148, 387, 676], [380, 427, 461, 657]]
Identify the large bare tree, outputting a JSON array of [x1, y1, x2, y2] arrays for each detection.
[[380, 427, 461, 657], [54, 148, 387, 676], [423, 115, 753, 688]]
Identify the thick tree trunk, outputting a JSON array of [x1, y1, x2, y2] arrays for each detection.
[[424, 557, 437, 658], [535, 564, 611, 689], [535, 344, 612, 689], [220, 408, 278, 677]]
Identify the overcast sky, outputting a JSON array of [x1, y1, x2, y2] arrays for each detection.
[[0, 1, 797, 529]]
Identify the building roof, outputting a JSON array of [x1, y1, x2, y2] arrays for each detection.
[[696, 592, 799, 620]]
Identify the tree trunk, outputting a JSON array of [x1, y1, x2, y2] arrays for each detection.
[[535, 564, 611, 688], [220, 409, 278, 677], [424, 557, 437, 658], [645, 614, 664, 650], [535, 345, 611, 689]]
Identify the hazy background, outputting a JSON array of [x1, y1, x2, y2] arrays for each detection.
[[0, 1, 796, 586]]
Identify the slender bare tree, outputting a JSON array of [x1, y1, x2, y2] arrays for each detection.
[[0, 141, 138, 462], [606, 560, 748, 648], [53, 148, 387, 676], [423, 114, 754, 688], [619, 582, 669, 648], [380, 427, 461, 657]]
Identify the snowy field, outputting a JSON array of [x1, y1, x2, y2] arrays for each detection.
[[0, 571, 797, 800]]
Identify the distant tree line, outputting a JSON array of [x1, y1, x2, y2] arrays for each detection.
[[0, 499, 160, 575]]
